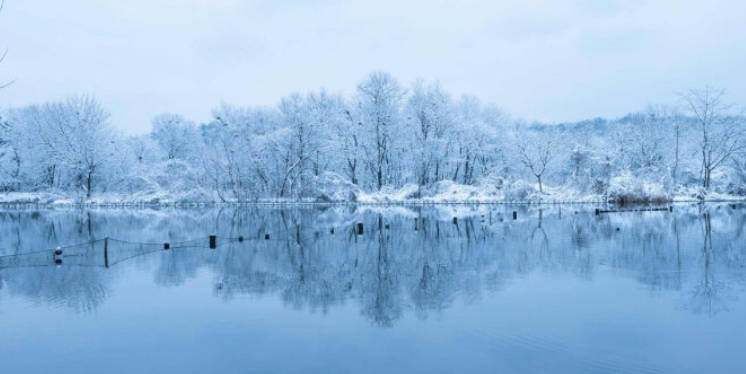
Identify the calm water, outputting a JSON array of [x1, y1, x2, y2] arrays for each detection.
[[0, 204, 744, 373]]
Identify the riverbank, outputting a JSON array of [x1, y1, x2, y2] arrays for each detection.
[[1, 182, 743, 207]]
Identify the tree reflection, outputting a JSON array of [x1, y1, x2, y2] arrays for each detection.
[[0, 204, 744, 321], [687, 212, 730, 316]]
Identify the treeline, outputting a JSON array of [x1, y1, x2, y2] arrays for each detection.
[[0, 71, 745, 202]]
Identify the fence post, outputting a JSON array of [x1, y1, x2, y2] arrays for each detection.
[[209, 235, 217, 249], [357, 222, 364, 235], [104, 237, 109, 268], [513, 211, 517, 220]]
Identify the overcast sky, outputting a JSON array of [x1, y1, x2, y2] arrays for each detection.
[[1, 0, 745, 134]]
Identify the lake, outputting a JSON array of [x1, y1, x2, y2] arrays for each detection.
[[0, 204, 744, 373]]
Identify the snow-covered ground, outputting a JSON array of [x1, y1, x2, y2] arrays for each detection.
[[1, 179, 742, 206]]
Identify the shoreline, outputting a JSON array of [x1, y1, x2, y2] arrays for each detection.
[[1, 198, 743, 209]]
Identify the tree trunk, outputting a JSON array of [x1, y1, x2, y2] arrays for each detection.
[[377, 166, 383, 191], [86, 169, 94, 198]]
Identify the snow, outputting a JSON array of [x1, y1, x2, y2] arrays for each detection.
[[2, 179, 741, 206], [1, 73, 744, 207]]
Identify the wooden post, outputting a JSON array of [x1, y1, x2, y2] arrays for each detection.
[[415, 217, 418, 231], [595, 208, 600, 216], [357, 222, 364, 235], [453, 217, 458, 225], [209, 235, 217, 249], [265, 233, 270, 240], [238, 236, 244, 242], [513, 211, 517, 220], [670, 206, 674, 212], [164, 243, 170, 250], [330, 228, 335, 234], [104, 237, 109, 268], [385, 223, 390, 229]]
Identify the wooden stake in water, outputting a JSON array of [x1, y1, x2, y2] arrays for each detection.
[[104, 237, 109, 268]]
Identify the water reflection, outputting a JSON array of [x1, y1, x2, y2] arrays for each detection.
[[1, 204, 745, 322]]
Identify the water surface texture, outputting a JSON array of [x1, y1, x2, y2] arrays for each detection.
[[0, 204, 744, 374]]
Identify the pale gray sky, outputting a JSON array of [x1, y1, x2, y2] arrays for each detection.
[[1, 0, 745, 134]]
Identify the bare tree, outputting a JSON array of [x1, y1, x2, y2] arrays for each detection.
[[681, 87, 745, 189], [666, 108, 686, 187], [0, 0, 13, 89], [514, 126, 562, 194], [337, 107, 361, 185]]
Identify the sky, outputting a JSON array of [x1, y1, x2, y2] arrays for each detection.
[[1, 0, 745, 134]]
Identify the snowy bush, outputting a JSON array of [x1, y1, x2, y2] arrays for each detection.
[[607, 172, 670, 204], [307, 172, 361, 202]]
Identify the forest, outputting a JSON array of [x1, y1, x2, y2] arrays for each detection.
[[1, 71, 745, 204]]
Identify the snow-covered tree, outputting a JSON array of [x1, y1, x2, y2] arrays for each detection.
[[681, 87, 745, 189], [356, 71, 404, 191], [1, 72, 745, 203], [9, 95, 115, 197], [151, 113, 199, 161], [404, 80, 453, 194], [451, 97, 506, 185], [0, 113, 21, 191]]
